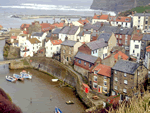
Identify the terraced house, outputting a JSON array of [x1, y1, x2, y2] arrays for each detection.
[[88, 64, 112, 96], [61, 40, 82, 65], [112, 60, 148, 98]]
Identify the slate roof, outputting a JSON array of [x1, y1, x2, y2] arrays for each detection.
[[77, 31, 91, 36], [59, 26, 70, 34], [83, 23, 92, 30], [97, 33, 112, 42], [116, 27, 133, 35], [52, 28, 62, 34], [99, 26, 118, 33], [32, 32, 44, 37], [112, 60, 139, 74], [68, 26, 79, 35], [77, 31, 84, 36], [134, 13, 150, 16], [86, 38, 107, 50], [75, 52, 98, 63], [46, 33, 51, 37], [61, 40, 77, 46], [142, 34, 150, 41]]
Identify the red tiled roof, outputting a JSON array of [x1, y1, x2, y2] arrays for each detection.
[[0, 25, 3, 28], [132, 34, 143, 40], [40, 23, 51, 32], [21, 24, 30, 28], [78, 19, 89, 25], [116, 16, 131, 22], [52, 22, 64, 28], [93, 64, 111, 77], [93, 14, 109, 20], [11, 36, 17, 39], [23, 31, 28, 34], [82, 83, 90, 88], [146, 46, 150, 52], [114, 51, 128, 60], [109, 16, 116, 21], [51, 40, 62, 45]]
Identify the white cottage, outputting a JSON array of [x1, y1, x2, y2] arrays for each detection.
[[129, 34, 143, 60], [59, 26, 71, 41], [20, 38, 42, 57], [45, 39, 62, 57], [67, 26, 80, 41], [77, 31, 91, 43]]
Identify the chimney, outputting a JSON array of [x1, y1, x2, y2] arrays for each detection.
[[101, 22, 104, 26]]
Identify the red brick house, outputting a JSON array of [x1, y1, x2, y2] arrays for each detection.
[[74, 52, 101, 78]]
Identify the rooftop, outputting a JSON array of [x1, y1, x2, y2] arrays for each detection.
[[97, 33, 112, 42], [61, 40, 77, 46], [142, 34, 150, 41], [132, 34, 143, 40], [115, 27, 133, 35], [32, 32, 44, 37], [68, 26, 79, 35], [114, 51, 129, 60], [59, 26, 70, 34], [75, 52, 98, 64], [116, 16, 131, 22], [112, 60, 139, 74], [29, 38, 41, 44], [93, 64, 111, 77], [52, 28, 62, 34], [51, 40, 62, 45]]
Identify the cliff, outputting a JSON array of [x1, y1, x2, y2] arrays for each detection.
[[90, 0, 150, 13]]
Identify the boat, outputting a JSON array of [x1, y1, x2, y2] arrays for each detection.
[[55, 107, 62, 113], [66, 100, 74, 104], [20, 70, 32, 79], [13, 74, 24, 81], [92, 96, 99, 100], [52, 79, 58, 82], [6, 76, 16, 82]]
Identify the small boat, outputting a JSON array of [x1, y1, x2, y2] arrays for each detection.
[[6, 76, 16, 82], [66, 100, 74, 104], [20, 70, 32, 79], [92, 96, 99, 100], [52, 79, 58, 82], [55, 107, 62, 113], [13, 74, 24, 81]]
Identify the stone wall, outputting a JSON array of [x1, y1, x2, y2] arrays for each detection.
[[74, 65, 89, 78]]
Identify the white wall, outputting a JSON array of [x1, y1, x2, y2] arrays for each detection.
[[59, 33, 67, 42], [18, 36, 27, 47], [92, 19, 109, 24], [133, 16, 144, 30]]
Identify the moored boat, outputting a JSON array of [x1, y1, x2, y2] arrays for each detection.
[[66, 100, 74, 104], [13, 74, 24, 81], [55, 107, 62, 113], [6, 76, 16, 82], [52, 79, 58, 82], [20, 70, 32, 79]]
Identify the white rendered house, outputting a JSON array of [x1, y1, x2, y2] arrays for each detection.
[[45, 39, 62, 57]]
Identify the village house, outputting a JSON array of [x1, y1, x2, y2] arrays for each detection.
[[31, 32, 47, 47], [45, 39, 62, 58], [111, 16, 132, 28], [20, 24, 30, 33], [97, 32, 117, 55], [59, 26, 70, 41], [76, 31, 91, 43], [20, 38, 42, 57], [74, 51, 101, 78], [18, 32, 29, 47], [28, 21, 42, 34], [66, 26, 81, 41], [78, 38, 108, 59], [50, 28, 62, 40], [88, 64, 111, 96], [72, 18, 90, 26], [129, 34, 143, 60], [99, 26, 118, 34], [92, 13, 110, 24], [40, 22, 52, 33], [112, 60, 148, 98], [37, 47, 46, 57], [133, 13, 150, 33], [61, 40, 82, 65], [102, 50, 129, 67], [115, 27, 134, 51]]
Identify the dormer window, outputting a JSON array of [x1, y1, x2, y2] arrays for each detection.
[[94, 70, 98, 74]]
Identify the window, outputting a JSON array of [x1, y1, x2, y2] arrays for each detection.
[[104, 76, 107, 79], [76, 59, 77, 62], [138, 16, 140, 19], [124, 80, 128, 84], [145, 21, 148, 24], [125, 40, 127, 45], [70, 57, 71, 61], [57, 47, 59, 50], [124, 73, 127, 77], [138, 20, 140, 23], [114, 70, 117, 74], [115, 77, 118, 81], [105, 53, 107, 57], [114, 86, 117, 90], [69, 51, 71, 54], [64, 55, 65, 59], [116, 35, 118, 38], [93, 51, 94, 54], [78, 60, 81, 64], [125, 35, 128, 39], [104, 81, 107, 86], [138, 25, 140, 28], [94, 76, 97, 81], [93, 83, 97, 89], [137, 53, 139, 57], [84, 62, 86, 66], [89, 64, 92, 68], [103, 87, 107, 92], [145, 26, 147, 29], [120, 35, 122, 38], [133, 50, 135, 53], [51, 47, 52, 50], [126, 22, 127, 26], [94, 70, 98, 74], [33, 47, 34, 49], [123, 89, 127, 93], [119, 40, 121, 44], [135, 45, 139, 49]]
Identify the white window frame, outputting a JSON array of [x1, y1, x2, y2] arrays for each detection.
[[94, 70, 98, 74], [94, 76, 97, 82], [104, 76, 107, 79], [114, 70, 117, 74], [103, 86, 107, 92], [84, 62, 86, 66], [115, 77, 118, 82], [120, 35, 122, 38], [93, 83, 97, 89], [63, 50, 65, 53], [124, 73, 127, 77], [123, 89, 127, 93], [104, 81, 107, 86], [116, 35, 118, 38], [114, 86, 117, 90], [124, 80, 128, 84]]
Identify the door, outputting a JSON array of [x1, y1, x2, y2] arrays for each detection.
[[98, 85, 102, 93]]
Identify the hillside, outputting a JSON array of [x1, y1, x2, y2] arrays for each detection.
[[90, 0, 150, 13]]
